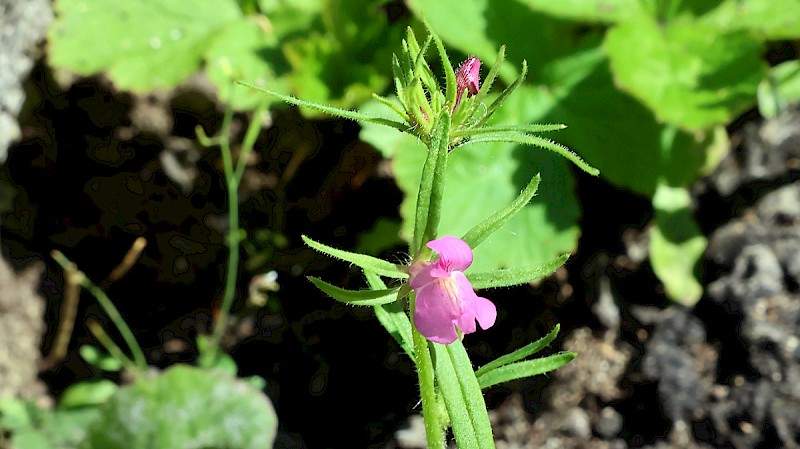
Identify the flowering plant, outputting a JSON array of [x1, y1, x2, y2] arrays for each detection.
[[242, 24, 597, 449]]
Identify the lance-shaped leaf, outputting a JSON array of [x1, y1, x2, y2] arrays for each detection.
[[237, 82, 408, 132], [302, 235, 408, 279], [475, 324, 560, 377], [473, 60, 528, 128], [308, 276, 399, 306], [477, 352, 576, 389], [432, 340, 495, 449], [467, 254, 569, 290], [461, 173, 540, 250], [428, 23, 457, 109], [364, 270, 415, 362], [452, 123, 567, 138], [460, 132, 599, 176]]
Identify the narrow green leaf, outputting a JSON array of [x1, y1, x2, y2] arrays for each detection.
[[302, 235, 408, 279], [475, 60, 527, 128], [391, 54, 408, 108], [446, 341, 496, 446], [432, 343, 480, 449], [475, 324, 560, 377], [434, 340, 496, 448], [412, 110, 451, 255], [477, 352, 576, 389], [461, 174, 540, 250], [427, 23, 457, 108], [307, 276, 399, 306], [371, 93, 409, 123], [468, 254, 569, 289], [471, 45, 505, 109], [452, 123, 567, 138], [236, 82, 408, 131], [461, 133, 599, 176], [365, 270, 415, 362]]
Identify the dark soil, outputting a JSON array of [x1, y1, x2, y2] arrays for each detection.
[[3, 47, 800, 449]]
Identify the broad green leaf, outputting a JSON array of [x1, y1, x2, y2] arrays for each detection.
[[516, 0, 640, 23], [302, 235, 408, 278], [477, 352, 576, 389], [406, 0, 587, 84], [355, 218, 404, 256], [758, 60, 800, 119], [82, 365, 277, 449], [378, 86, 581, 273], [468, 254, 569, 290], [206, 18, 288, 111], [282, 0, 403, 113], [0, 398, 32, 430], [49, 0, 241, 90], [308, 276, 400, 306], [539, 46, 718, 196], [475, 324, 560, 377], [59, 380, 118, 408], [703, 0, 800, 40], [604, 14, 765, 130], [650, 184, 706, 305]]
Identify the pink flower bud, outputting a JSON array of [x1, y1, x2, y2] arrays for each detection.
[[453, 56, 481, 111]]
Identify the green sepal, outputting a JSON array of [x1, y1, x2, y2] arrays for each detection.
[[364, 270, 415, 363], [461, 174, 540, 250], [427, 23, 457, 109], [236, 82, 408, 131], [302, 235, 408, 279], [470, 45, 505, 112], [459, 132, 599, 176], [474, 60, 527, 128], [308, 276, 400, 306], [412, 110, 451, 256], [391, 53, 408, 110], [476, 352, 576, 390], [432, 340, 495, 449], [467, 254, 569, 290], [475, 324, 560, 377]]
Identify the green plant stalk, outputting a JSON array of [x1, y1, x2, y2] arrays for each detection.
[[52, 250, 147, 370], [86, 319, 137, 372], [411, 296, 446, 449], [209, 100, 267, 356]]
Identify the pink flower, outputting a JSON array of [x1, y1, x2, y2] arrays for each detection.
[[453, 56, 481, 111], [410, 236, 496, 344]]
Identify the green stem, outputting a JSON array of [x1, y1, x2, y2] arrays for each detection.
[[209, 101, 268, 357], [52, 250, 147, 370], [413, 327, 446, 449]]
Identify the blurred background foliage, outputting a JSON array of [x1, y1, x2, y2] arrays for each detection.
[[46, 0, 800, 300]]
